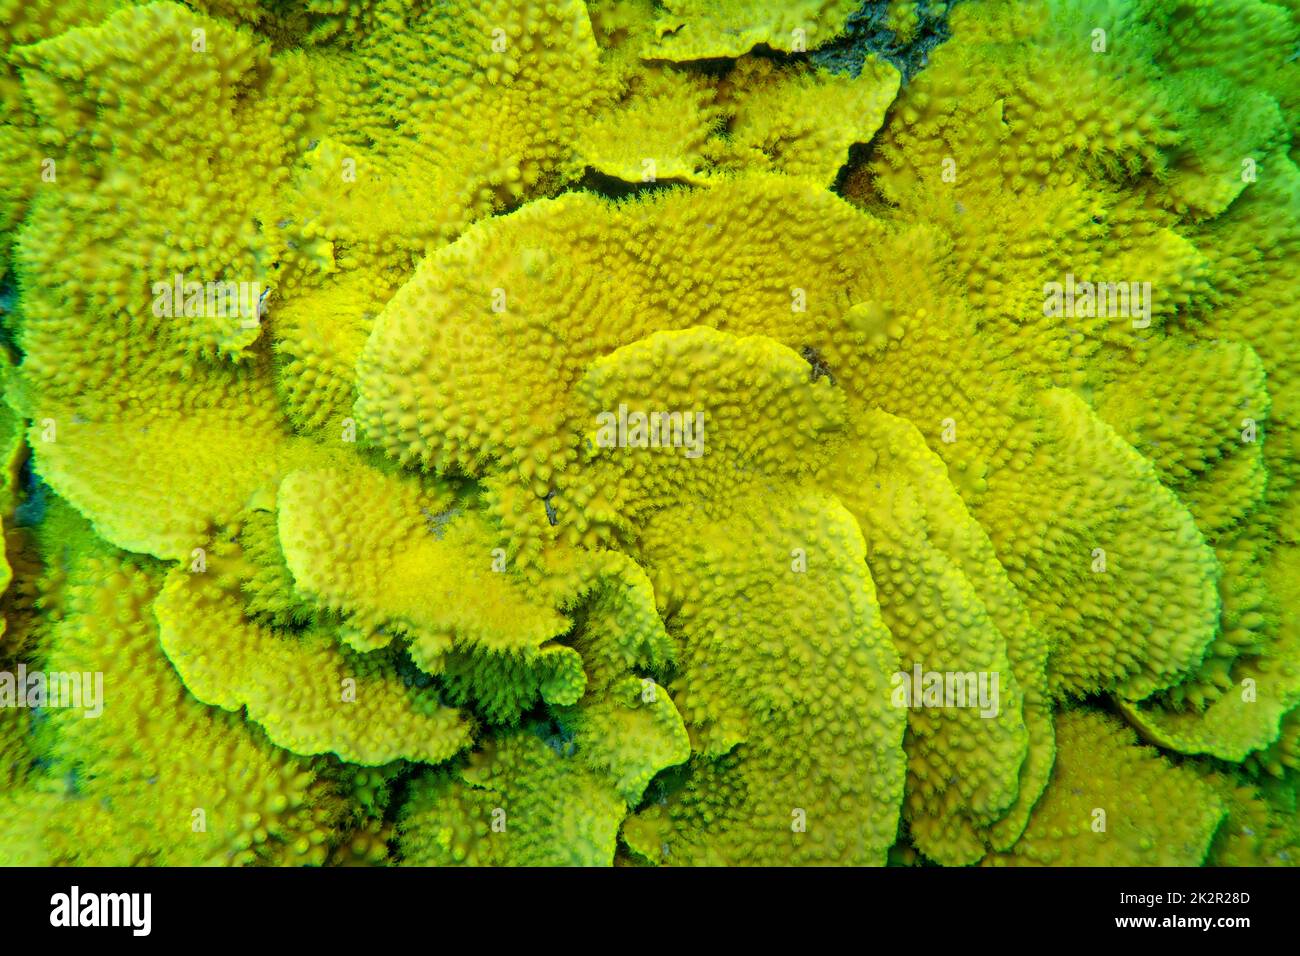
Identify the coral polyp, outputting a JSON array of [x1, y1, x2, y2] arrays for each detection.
[[0, 0, 1297, 867]]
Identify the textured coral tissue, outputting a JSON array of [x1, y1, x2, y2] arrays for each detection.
[[0, 0, 1297, 869]]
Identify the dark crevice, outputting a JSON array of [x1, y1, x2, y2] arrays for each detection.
[[0, 270, 22, 363], [572, 166, 690, 201], [800, 345, 837, 384], [811, 0, 962, 83], [14, 456, 47, 528]]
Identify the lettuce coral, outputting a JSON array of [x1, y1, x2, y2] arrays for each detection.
[[0, 0, 1297, 869]]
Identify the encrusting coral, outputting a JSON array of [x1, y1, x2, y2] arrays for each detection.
[[0, 0, 1297, 867]]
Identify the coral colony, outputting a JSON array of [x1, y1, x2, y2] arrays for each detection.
[[0, 0, 1297, 868]]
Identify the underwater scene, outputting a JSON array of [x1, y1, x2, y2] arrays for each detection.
[[0, 0, 1298, 869]]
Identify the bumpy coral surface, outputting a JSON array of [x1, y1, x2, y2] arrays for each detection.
[[0, 0, 1297, 867]]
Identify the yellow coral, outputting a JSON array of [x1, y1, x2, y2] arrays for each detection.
[[643, 0, 859, 59], [1, 547, 352, 865], [711, 54, 899, 185], [1, 0, 1298, 872], [985, 710, 1225, 866]]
